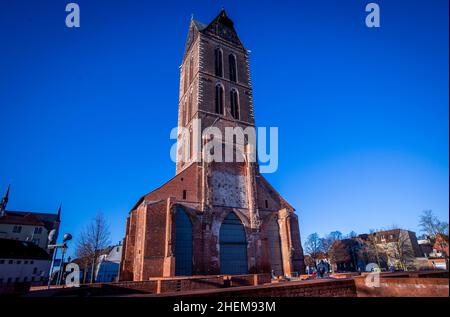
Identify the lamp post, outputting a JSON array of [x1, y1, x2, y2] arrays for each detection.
[[47, 232, 72, 288]]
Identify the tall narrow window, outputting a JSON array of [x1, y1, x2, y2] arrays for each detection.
[[187, 91, 193, 123], [215, 85, 224, 114], [184, 64, 188, 93], [189, 56, 194, 84], [184, 100, 188, 125], [229, 54, 237, 82], [189, 128, 193, 160], [230, 89, 239, 119], [215, 48, 223, 77]]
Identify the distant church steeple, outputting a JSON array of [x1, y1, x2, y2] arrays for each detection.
[[57, 203, 62, 221], [0, 184, 10, 217]]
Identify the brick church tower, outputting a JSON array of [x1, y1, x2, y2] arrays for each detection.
[[119, 10, 305, 281]]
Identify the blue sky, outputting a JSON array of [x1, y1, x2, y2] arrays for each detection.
[[0, 0, 448, 254]]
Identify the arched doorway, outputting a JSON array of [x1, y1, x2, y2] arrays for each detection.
[[175, 206, 193, 276], [266, 217, 283, 276], [219, 212, 248, 275]]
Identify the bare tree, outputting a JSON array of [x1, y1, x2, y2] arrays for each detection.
[[321, 231, 343, 254], [75, 238, 92, 284], [367, 229, 383, 269], [419, 210, 449, 237], [304, 233, 323, 268], [419, 210, 449, 268], [76, 212, 111, 283], [303, 255, 316, 269], [390, 230, 416, 271]]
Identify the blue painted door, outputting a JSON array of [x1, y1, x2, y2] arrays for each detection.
[[219, 212, 248, 275], [175, 206, 193, 276]]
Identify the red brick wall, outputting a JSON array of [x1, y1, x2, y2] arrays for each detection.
[[167, 279, 357, 297], [146, 164, 200, 203], [289, 214, 306, 274], [141, 201, 169, 279], [354, 277, 449, 297], [227, 274, 272, 287], [158, 276, 224, 293]]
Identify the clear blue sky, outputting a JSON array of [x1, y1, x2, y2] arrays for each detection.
[[0, 0, 448, 253]]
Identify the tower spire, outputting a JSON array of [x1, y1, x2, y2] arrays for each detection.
[[0, 184, 10, 217]]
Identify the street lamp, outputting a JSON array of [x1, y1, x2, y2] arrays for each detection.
[[47, 231, 73, 288]]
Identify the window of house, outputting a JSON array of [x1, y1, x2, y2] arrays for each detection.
[[229, 54, 237, 82], [182, 190, 187, 200], [33, 267, 38, 274], [17, 260, 21, 264], [0, 260, 4, 264], [34, 227, 42, 234], [8, 260, 13, 264], [265, 200, 269, 209], [215, 84, 224, 114], [215, 48, 223, 77], [230, 89, 239, 119], [12, 225, 22, 233], [24, 260, 28, 264]]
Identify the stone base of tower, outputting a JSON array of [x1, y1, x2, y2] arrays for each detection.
[[119, 164, 305, 282]]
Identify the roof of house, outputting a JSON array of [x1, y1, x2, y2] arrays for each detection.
[[0, 210, 59, 231], [0, 213, 45, 226], [0, 238, 51, 260]]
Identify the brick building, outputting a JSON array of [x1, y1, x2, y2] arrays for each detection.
[[119, 10, 305, 281]]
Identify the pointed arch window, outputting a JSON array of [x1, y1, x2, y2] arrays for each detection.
[[189, 55, 194, 84], [187, 90, 193, 123], [230, 89, 239, 120], [175, 206, 193, 276], [215, 48, 223, 77], [229, 54, 237, 82], [215, 84, 224, 115], [189, 127, 194, 160], [184, 99, 188, 125], [184, 64, 189, 93]]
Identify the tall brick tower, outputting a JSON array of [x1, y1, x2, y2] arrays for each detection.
[[119, 10, 305, 281]]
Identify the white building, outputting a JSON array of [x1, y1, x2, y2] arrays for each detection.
[[0, 239, 51, 285], [95, 244, 122, 283]]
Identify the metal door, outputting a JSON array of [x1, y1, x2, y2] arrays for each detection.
[[175, 206, 193, 276], [219, 212, 248, 275]]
